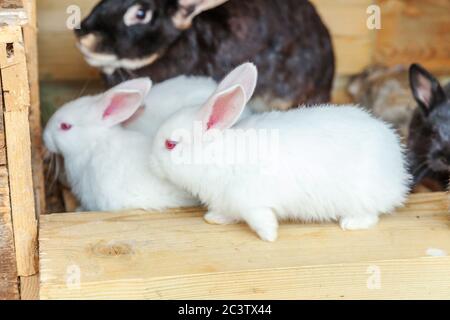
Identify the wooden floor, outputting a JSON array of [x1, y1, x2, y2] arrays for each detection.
[[39, 193, 449, 300]]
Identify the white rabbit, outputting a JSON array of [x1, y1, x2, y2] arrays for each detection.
[[43, 78, 199, 212], [152, 63, 412, 241]]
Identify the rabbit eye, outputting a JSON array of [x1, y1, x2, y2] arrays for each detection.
[[124, 5, 153, 26], [165, 140, 178, 151], [136, 9, 146, 20], [60, 123, 72, 131]]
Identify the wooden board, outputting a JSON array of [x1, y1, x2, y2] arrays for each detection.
[[0, 67, 19, 300], [36, 0, 373, 80], [20, 274, 40, 300], [375, 0, 450, 74], [0, 25, 38, 276], [23, 0, 46, 216], [39, 193, 450, 300]]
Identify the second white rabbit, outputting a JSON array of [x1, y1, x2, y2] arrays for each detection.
[[152, 63, 412, 241]]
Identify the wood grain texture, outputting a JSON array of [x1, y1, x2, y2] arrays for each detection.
[[40, 193, 450, 300], [0, 0, 27, 26], [23, 0, 46, 216], [36, 0, 373, 80], [0, 68, 19, 300], [20, 274, 40, 300], [375, 0, 450, 74], [0, 25, 38, 276], [311, 0, 373, 75]]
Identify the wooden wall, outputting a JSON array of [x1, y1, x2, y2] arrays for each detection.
[[374, 0, 450, 72], [37, 0, 450, 81]]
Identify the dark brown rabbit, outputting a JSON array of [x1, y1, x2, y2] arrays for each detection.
[[407, 64, 450, 191], [75, 0, 335, 111]]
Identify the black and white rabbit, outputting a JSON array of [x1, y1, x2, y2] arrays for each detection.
[[408, 64, 450, 190], [75, 0, 335, 112]]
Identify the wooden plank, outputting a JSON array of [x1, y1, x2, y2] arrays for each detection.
[[374, 0, 450, 74], [40, 257, 450, 300], [23, 0, 46, 216], [20, 274, 40, 300], [3, 108, 38, 277], [40, 193, 450, 300], [0, 0, 27, 26], [0, 25, 38, 276], [0, 69, 19, 300], [36, 0, 372, 80]]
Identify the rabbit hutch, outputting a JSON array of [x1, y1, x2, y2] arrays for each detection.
[[0, 0, 449, 300]]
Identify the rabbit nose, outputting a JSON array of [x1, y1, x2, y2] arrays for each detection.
[[79, 34, 98, 51]]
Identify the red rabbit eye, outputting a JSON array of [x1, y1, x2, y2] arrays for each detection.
[[165, 140, 178, 150], [60, 123, 72, 131]]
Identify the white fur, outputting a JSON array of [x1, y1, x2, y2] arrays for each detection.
[[126, 75, 254, 137], [126, 75, 218, 138], [43, 78, 200, 212], [152, 63, 412, 241], [78, 43, 159, 75]]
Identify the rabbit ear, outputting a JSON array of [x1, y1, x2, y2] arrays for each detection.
[[173, 0, 229, 29], [409, 64, 446, 114], [99, 78, 152, 127], [195, 63, 256, 131], [216, 63, 258, 104], [198, 85, 247, 131]]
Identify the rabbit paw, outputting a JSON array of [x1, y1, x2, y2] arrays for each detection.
[[204, 211, 238, 225], [242, 208, 279, 242], [255, 226, 278, 242], [340, 216, 379, 230]]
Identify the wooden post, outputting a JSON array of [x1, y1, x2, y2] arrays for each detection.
[[0, 25, 38, 277], [0, 70, 20, 300], [23, 0, 46, 217]]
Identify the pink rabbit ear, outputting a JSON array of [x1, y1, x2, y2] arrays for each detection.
[[198, 85, 246, 131], [216, 62, 258, 104], [99, 78, 152, 127]]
